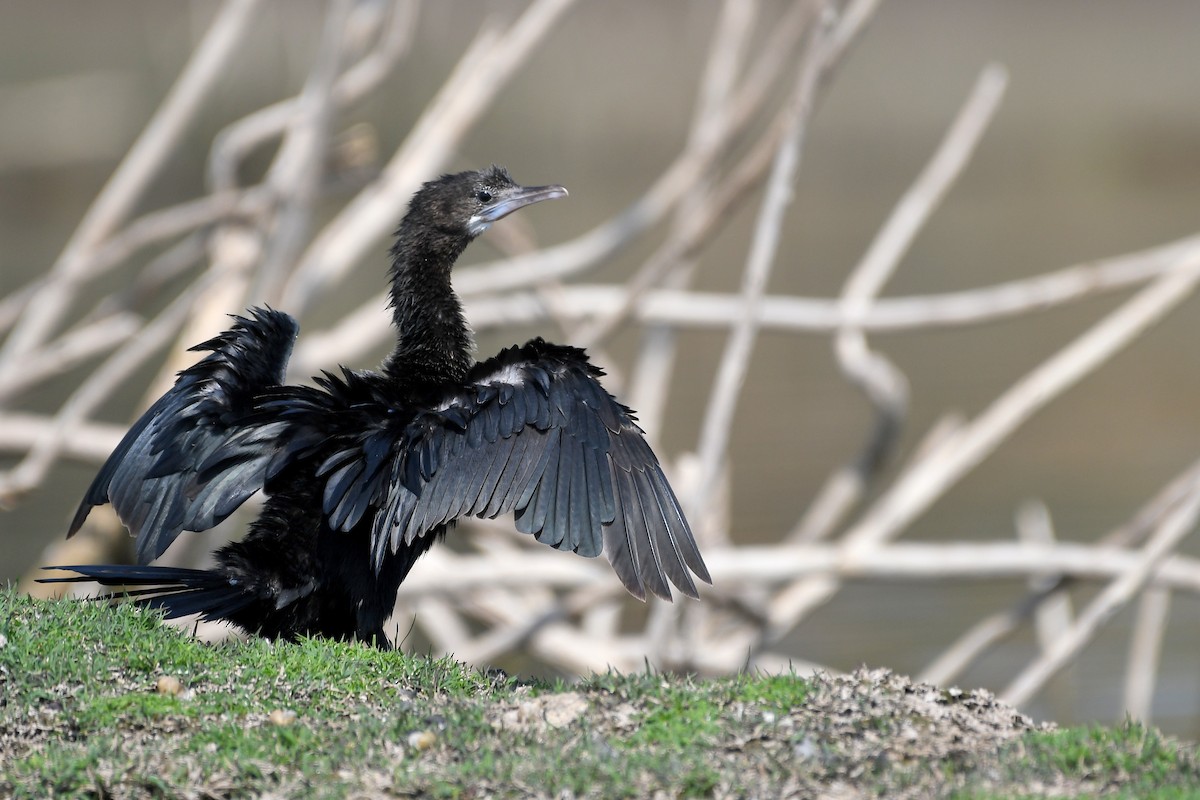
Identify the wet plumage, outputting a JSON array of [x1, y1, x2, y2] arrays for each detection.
[[44, 166, 710, 647]]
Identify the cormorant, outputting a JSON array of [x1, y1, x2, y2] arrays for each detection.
[[42, 166, 710, 647]]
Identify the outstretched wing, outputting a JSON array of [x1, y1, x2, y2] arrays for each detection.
[[69, 307, 301, 564], [320, 339, 711, 601]]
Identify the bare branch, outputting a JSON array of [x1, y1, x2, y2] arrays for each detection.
[[0, 413, 124, 462], [919, 456, 1200, 686], [0, 0, 261, 380], [0, 313, 142, 404], [251, 0, 353, 304], [281, 0, 577, 313], [391, 541, 1200, 597], [1122, 586, 1170, 723], [1016, 501, 1075, 658], [0, 277, 211, 505], [796, 63, 1007, 544], [292, 228, 1200, 373], [688, 3, 833, 534], [1002, 486, 1200, 707]]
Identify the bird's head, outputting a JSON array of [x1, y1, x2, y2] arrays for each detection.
[[410, 165, 568, 241]]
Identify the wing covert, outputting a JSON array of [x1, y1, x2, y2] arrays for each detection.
[[321, 339, 711, 600]]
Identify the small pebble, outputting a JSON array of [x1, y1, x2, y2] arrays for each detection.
[[156, 676, 184, 696], [407, 730, 437, 751], [793, 736, 819, 761], [269, 709, 298, 726]]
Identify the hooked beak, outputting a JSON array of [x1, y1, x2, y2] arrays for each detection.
[[468, 184, 568, 235]]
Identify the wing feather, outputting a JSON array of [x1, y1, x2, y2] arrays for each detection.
[[312, 340, 710, 600], [648, 466, 711, 583], [619, 465, 672, 600], [68, 308, 302, 564], [483, 428, 533, 519], [602, 460, 644, 600], [343, 342, 710, 599], [637, 467, 698, 598], [566, 432, 593, 554]]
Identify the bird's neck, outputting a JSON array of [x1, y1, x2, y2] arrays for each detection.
[[383, 234, 474, 387]]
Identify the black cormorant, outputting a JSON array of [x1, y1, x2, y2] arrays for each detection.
[[42, 166, 710, 646]]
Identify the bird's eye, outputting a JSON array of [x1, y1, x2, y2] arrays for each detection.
[[475, 190, 493, 203]]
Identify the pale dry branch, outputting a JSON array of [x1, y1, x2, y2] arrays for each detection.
[[336, 0, 418, 101], [765, 241, 1200, 643], [688, 3, 833, 536], [89, 189, 268, 282], [452, 583, 616, 666], [0, 277, 210, 505], [444, 0, 823, 306], [858, 250, 1200, 544], [822, 0, 883, 71], [108, 234, 212, 313], [280, 0, 576, 314], [0, 414, 124, 462], [208, 0, 416, 192], [0, 313, 142, 403], [789, 410, 962, 566], [1123, 586, 1170, 724], [919, 456, 1200, 687], [293, 229, 1200, 372], [296, 0, 819, 374], [251, 0, 352, 304], [1002, 485, 1200, 707], [1016, 501, 1075, 658], [0, 189, 265, 336], [0, 282, 38, 335], [412, 596, 474, 656], [626, 117, 785, 438], [391, 542, 1200, 597], [0, 0, 261, 382], [577, 0, 809, 349], [796, 63, 1007, 544], [0, 188, 268, 404]]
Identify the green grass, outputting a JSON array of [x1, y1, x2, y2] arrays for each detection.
[[1004, 722, 1200, 799], [2, 587, 1198, 799], [944, 724, 1200, 800]]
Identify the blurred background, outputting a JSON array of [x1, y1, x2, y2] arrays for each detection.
[[3, 0, 1200, 736]]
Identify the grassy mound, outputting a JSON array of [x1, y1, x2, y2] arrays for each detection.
[[1, 589, 1196, 798]]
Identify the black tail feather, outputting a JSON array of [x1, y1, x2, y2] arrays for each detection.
[[39, 565, 255, 622]]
